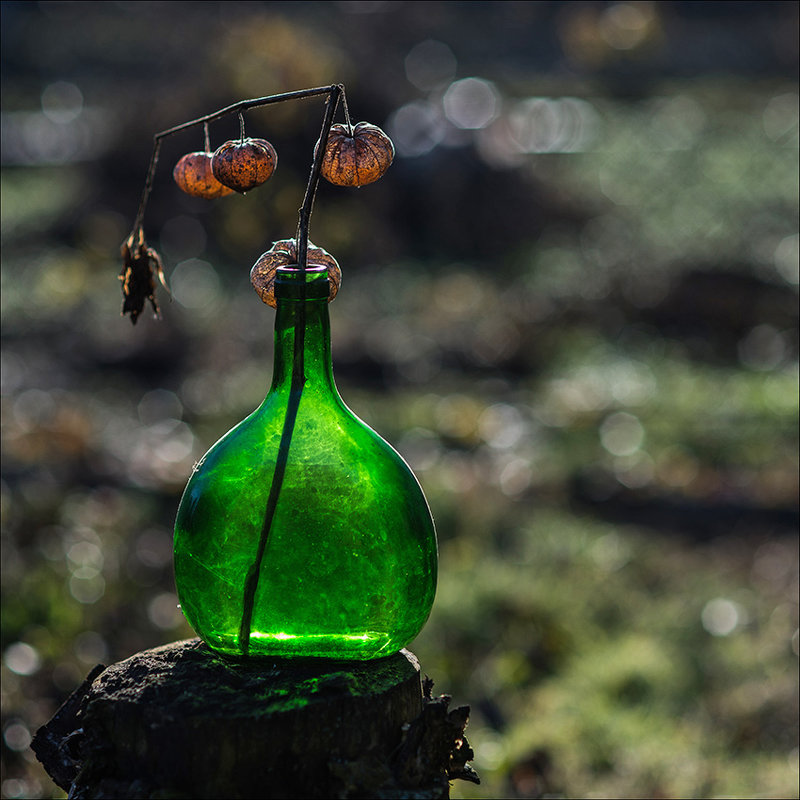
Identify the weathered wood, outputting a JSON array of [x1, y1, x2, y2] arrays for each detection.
[[32, 638, 478, 799]]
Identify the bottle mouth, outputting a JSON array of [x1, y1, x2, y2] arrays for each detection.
[[274, 266, 330, 300]]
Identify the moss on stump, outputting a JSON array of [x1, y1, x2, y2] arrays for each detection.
[[32, 638, 478, 799]]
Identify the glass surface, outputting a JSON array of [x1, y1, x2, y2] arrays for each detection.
[[174, 267, 438, 659]]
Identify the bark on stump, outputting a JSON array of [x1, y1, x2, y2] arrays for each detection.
[[32, 638, 478, 799]]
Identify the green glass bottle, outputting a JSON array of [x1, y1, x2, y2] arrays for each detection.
[[174, 266, 437, 659]]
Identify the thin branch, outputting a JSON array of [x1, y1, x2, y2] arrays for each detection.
[[295, 84, 343, 273], [340, 84, 354, 134], [237, 84, 342, 654], [154, 86, 335, 140], [132, 138, 161, 236], [130, 85, 338, 240]]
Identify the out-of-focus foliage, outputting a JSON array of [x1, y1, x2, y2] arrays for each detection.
[[1, 2, 798, 799]]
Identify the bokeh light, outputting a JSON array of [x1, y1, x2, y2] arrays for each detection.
[[170, 259, 221, 310], [405, 39, 457, 92], [386, 100, 447, 157], [40, 82, 83, 124], [443, 78, 500, 130]]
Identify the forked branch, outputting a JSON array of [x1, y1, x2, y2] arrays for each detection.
[[122, 84, 348, 323]]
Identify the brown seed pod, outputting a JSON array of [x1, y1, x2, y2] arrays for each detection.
[[250, 239, 341, 307], [319, 122, 394, 187], [173, 152, 235, 199], [211, 137, 277, 193]]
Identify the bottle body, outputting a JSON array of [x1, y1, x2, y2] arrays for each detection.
[[173, 268, 437, 659]]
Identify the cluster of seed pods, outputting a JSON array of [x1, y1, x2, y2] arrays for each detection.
[[173, 123, 393, 199]]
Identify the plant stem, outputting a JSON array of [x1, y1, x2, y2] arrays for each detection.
[[127, 82, 351, 654], [236, 379, 302, 652], [237, 84, 343, 654], [131, 138, 161, 237], [295, 84, 343, 274], [341, 88, 353, 135]]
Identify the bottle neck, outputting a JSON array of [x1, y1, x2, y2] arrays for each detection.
[[270, 295, 336, 395]]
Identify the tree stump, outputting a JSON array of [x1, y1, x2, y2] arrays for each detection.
[[32, 638, 478, 799]]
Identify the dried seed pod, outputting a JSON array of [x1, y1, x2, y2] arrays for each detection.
[[319, 122, 394, 187], [250, 239, 341, 307], [173, 152, 234, 199], [212, 138, 277, 193]]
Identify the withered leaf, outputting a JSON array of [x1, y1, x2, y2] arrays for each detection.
[[119, 229, 170, 324]]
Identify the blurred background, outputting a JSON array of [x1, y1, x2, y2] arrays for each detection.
[[1, 2, 798, 798]]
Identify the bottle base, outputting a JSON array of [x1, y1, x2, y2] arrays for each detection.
[[201, 629, 407, 661]]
